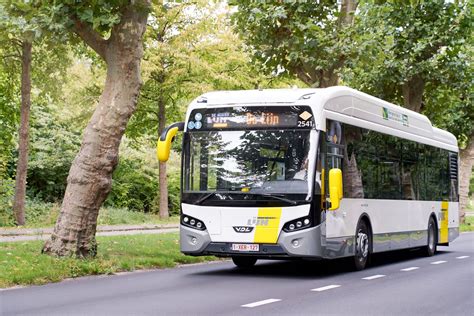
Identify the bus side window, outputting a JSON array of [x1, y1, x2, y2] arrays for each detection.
[[326, 120, 343, 170]]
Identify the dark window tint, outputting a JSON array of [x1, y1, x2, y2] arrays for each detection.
[[327, 120, 458, 202]]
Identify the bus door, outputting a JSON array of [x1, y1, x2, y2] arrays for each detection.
[[324, 120, 344, 210]]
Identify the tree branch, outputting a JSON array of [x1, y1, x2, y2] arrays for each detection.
[[71, 16, 108, 60]]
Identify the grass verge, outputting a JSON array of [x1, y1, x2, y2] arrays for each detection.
[[460, 216, 474, 232], [0, 233, 216, 288], [1, 203, 179, 228]]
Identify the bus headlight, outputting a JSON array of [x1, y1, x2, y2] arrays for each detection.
[[283, 216, 312, 232], [181, 215, 206, 231]]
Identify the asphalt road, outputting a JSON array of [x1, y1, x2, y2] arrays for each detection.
[[1, 233, 473, 316]]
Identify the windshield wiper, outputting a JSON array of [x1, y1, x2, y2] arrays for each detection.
[[253, 193, 297, 205], [195, 192, 298, 205], [195, 192, 216, 205]]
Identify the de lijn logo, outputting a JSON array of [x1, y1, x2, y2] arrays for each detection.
[[383, 107, 409, 127]]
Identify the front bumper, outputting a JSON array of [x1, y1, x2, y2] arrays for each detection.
[[180, 224, 325, 259]]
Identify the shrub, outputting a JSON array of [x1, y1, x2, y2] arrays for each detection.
[[0, 178, 15, 226], [105, 153, 158, 213]]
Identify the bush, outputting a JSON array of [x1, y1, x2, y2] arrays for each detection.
[[167, 171, 181, 216], [0, 178, 15, 226], [105, 151, 158, 213], [24, 199, 60, 227], [26, 104, 81, 202]]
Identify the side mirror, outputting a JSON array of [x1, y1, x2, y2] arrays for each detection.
[[157, 122, 185, 162], [328, 168, 343, 210]]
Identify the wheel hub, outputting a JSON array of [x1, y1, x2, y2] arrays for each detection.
[[357, 231, 369, 259]]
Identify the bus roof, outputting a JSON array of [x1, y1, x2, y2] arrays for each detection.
[[188, 86, 458, 151]]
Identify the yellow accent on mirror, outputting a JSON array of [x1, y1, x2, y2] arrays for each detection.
[[241, 187, 250, 192], [328, 168, 343, 211], [157, 127, 179, 162]]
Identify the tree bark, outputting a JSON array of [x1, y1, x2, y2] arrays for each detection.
[[12, 39, 32, 226], [339, 0, 359, 28], [459, 136, 474, 224], [402, 75, 425, 112], [43, 3, 149, 257], [158, 95, 169, 219]]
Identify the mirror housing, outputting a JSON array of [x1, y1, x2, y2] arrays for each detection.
[[157, 122, 185, 162], [328, 168, 343, 210]]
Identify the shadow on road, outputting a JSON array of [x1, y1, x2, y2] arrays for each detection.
[[192, 247, 453, 280]]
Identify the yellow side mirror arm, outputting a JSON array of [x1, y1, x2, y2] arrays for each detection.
[[157, 122, 185, 162]]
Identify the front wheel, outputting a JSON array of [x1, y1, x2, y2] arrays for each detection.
[[423, 217, 437, 257], [353, 221, 370, 271], [232, 256, 257, 268]]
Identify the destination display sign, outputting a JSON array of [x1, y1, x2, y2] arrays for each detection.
[[187, 106, 314, 131]]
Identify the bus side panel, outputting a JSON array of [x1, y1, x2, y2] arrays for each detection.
[[325, 198, 459, 257], [447, 201, 459, 242]]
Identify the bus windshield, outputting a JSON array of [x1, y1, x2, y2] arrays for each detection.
[[183, 129, 318, 203]]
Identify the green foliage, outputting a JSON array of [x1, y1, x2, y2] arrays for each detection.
[[345, 1, 473, 141], [23, 198, 60, 227], [1, 199, 178, 228], [97, 207, 178, 226], [105, 150, 158, 213], [0, 178, 15, 226], [27, 103, 82, 201], [0, 69, 18, 178], [38, 0, 127, 37], [470, 172, 474, 197], [231, 0, 359, 86]]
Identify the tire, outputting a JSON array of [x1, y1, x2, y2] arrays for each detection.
[[423, 217, 437, 257], [231, 256, 257, 268], [353, 220, 371, 271]]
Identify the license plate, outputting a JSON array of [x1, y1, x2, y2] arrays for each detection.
[[231, 243, 259, 252]]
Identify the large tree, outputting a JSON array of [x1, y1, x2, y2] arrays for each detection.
[[346, 1, 473, 220], [42, 0, 151, 257], [232, 0, 359, 87]]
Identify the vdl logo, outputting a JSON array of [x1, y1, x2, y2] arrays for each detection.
[[233, 226, 254, 233]]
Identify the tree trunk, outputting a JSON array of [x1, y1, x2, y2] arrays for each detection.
[[12, 40, 32, 226], [319, 69, 339, 88], [402, 75, 425, 112], [339, 0, 359, 27], [459, 136, 474, 224], [158, 95, 169, 219], [43, 4, 149, 257]]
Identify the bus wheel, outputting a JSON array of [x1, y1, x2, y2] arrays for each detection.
[[353, 221, 370, 271], [232, 256, 257, 268], [423, 217, 437, 257]]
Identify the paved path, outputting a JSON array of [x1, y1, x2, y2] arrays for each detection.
[[1, 233, 473, 315], [0, 224, 179, 242]]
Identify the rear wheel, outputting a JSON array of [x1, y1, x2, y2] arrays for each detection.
[[423, 217, 437, 257], [232, 256, 257, 268], [353, 221, 370, 271]]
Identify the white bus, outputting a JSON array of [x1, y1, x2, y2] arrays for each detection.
[[157, 86, 459, 270]]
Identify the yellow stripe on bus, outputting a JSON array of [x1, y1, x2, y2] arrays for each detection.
[[253, 208, 282, 244], [440, 201, 449, 243]]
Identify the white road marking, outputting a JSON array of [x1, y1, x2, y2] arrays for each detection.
[[362, 274, 386, 280], [431, 260, 447, 265], [311, 285, 341, 292], [241, 299, 281, 308], [456, 256, 469, 259], [401, 267, 419, 271]]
